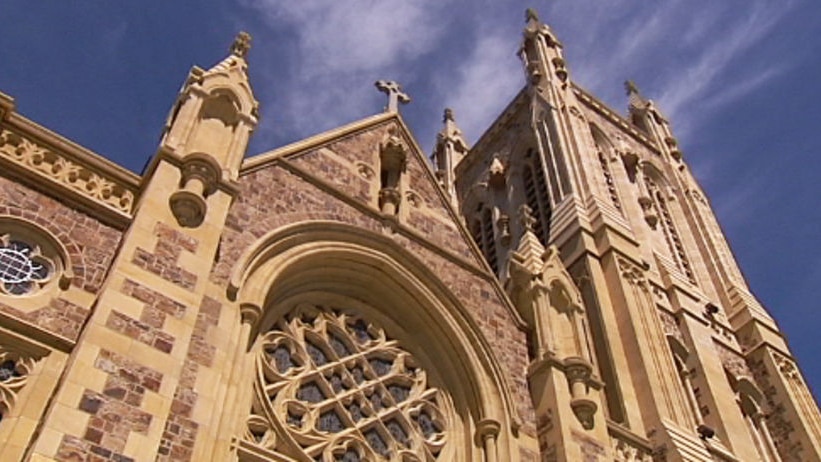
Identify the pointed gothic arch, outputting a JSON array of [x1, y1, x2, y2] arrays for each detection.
[[225, 221, 520, 461], [588, 124, 622, 211]]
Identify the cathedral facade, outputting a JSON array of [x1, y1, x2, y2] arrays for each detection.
[[0, 11, 819, 462]]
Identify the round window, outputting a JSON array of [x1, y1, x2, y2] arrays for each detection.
[[0, 238, 55, 296]]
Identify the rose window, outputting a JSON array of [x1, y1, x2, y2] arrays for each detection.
[[0, 237, 54, 296], [243, 306, 449, 461]]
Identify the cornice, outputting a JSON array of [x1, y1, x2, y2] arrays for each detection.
[[0, 112, 139, 229], [571, 83, 661, 155], [241, 112, 395, 174]]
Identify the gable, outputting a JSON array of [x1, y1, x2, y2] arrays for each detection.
[[242, 115, 488, 270]]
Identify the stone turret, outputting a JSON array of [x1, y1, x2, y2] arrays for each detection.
[[159, 32, 259, 227], [432, 108, 469, 202]]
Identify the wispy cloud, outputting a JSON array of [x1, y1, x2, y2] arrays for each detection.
[[656, 1, 795, 135], [242, 0, 447, 143], [439, 33, 523, 145], [545, 1, 796, 138]]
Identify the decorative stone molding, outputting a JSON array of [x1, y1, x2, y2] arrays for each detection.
[[356, 162, 375, 181], [0, 217, 73, 297], [565, 357, 597, 430], [658, 310, 684, 344], [0, 129, 135, 216], [169, 155, 223, 227], [378, 129, 408, 216], [615, 255, 648, 291], [714, 342, 752, 379]]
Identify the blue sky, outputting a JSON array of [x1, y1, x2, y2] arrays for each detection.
[[1, 2, 819, 400]]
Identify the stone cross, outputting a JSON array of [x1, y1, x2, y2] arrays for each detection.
[[375, 80, 411, 113]]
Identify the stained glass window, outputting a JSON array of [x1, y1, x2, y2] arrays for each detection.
[[247, 307, 449, 461], [0, 239, 54, 296]]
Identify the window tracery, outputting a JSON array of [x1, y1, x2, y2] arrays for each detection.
[[471, 206, 498, 274], [643, 177, 695, 283], [522, 149, 551, 246], [242, 306, 450, 462], [0, 236, 55, 296], [0, 345, 40, 423]]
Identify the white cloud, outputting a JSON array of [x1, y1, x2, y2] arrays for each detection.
[[441, 34, 523, 144], [243, 0, 448, 140], [656, 1, 794, 135]]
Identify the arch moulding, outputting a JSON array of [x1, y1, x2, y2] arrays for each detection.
[[226, 221, 524, 460]]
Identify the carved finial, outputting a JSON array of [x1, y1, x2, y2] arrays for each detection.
[[375, 80, 411, 113], [624, 80, 640, 96], [519, 204, 537, 232], [443, 107, 454, 122], [231, 31, 252, 58], [526, 8, 540, 23]]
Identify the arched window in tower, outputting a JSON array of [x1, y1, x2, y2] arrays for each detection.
[[470, 206, 498, 274], [727, 373, 782, 462], [240, 306, 451, 462], [523, 149, 552, 246], [667, 337, 704, 427], [589, 125, 621, 211], [538, 118, 572, 199], [644, 175, 695, 284]]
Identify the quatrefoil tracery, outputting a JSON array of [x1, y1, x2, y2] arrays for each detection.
[[250, 307, 448, 461]]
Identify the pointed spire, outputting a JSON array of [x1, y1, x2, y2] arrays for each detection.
[[512, 205, 547, 275], [208, 32, 252, 74], [520, 8, 568, 86], [625, 79, 648, 109], [526, 7, 540, 24], [433, 108, 469, 200], [438, 108, 468, 150]]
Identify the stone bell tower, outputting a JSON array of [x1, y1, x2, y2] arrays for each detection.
[[453, 8, 821, 462]]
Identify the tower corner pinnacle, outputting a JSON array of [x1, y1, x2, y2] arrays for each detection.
[[231, 31, 252, 59]]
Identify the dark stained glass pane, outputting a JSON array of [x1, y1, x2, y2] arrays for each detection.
[[269, 345, 296, 373], [307, 341, 329, 366], [386, 419, 410, 448], [297, 382, 326, 403], [0, 360, 18, 381], [287, 410, 302, 427], [364, 429, 389, 457], [416, 411, 438, 438], [369, 392, 383, 411], [349, 365, 365, 384], [336, 449, 360, 462], [348, 319, 373, 344], [317, 409, 345, 433], [346, 401, 363, 422], [387, 384, 410, 404], [329, 333, 352, 357], [30, 260, 51, 281], [329, 373, 347, 392], [369, 358, 392, 377]]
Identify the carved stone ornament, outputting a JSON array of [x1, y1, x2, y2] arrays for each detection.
[[169, 156, 222, 228], [564, 357, 597, 430], [0, 129, 135, 214], [0, 345, 41, 421], [243, 306, 451, 461], [616, 255, 648, 291]]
